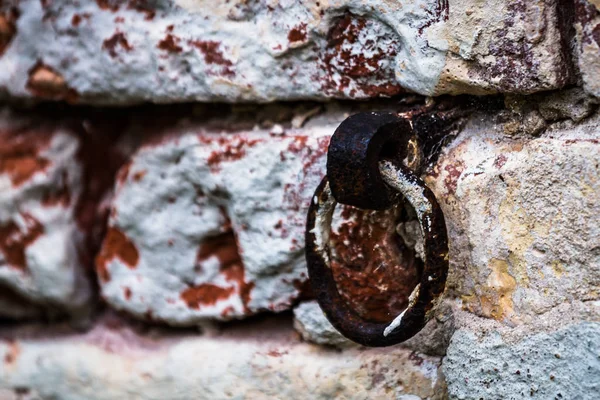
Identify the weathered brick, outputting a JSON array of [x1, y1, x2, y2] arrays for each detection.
[[0, 0, 574, 104]]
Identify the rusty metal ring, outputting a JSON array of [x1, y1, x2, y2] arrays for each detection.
[[326, 112, 413, 210], [305, 161, 448, 347]]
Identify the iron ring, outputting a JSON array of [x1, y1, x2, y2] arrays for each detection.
[[305, 160, 449, 347]]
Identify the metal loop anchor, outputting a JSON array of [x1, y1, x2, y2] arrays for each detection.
[[305, 113, 449, 347]]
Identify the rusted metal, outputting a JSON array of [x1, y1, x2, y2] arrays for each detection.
[[326, 112, 413, 210], [305, 111, 449, 347]]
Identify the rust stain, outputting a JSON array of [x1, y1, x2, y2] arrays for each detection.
[[329, 204, 421, 322], [95, 227, 140, 282], [196, 232, 242, 270], [26, 62, 78, 103], [319, 13, 403, 97], [127, 0, 156, 20], [443, 161, 465, 195], [189, 40, 231, 65], [71, 13, 90, 27], [220, 305, 235, 318], [185, 213, 255, 312], [181, 284, 236, 309], [71, 14, 82, 26], [418, 0, 450, 35], [267, 349, 288, 357], [71, 114, 129, 274], [189, 40, 235, 77], [0, 214, 44, 272], [201, 135, 262, 173], [288, 23, 307, 43], [97, 0, 156, 19], [96, 0, 120, 11], [0, 127, 53, 187], [158, 34, 182, 53], [281, 135, 329, 246], [103, 32, 133, 58]]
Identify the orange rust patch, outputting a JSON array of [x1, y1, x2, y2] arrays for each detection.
[[197, 233, 241, 270], [71, 113, 129, 273], [0, 127, 53, 187], [0, 7, 19, 56], [26, 63, 78, 103], [102, 32, 133, 58], [187, 213, 255, 312], [127, 1, 155, 20], [181, 284, 236, 309], [0, 214, 44, 272], [220, 305, 235, 318], [95, 227, 140, 282]]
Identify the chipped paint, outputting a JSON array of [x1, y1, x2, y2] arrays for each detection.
[[98, 123, 334, 323]]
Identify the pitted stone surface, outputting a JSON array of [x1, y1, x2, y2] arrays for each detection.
[[0, 0, 573, 104], [0, 314, 445, 400], [426, 113, 600, 324], [444, 321, 600, 399]]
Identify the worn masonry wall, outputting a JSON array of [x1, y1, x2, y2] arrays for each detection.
[[0, 1, 599, 399]]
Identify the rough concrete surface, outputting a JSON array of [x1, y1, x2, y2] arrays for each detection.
[[0, 0, 574, 104], [444, 321, 600, 399], [0, 313, 445, 400], [426, 112, 600, 325]]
